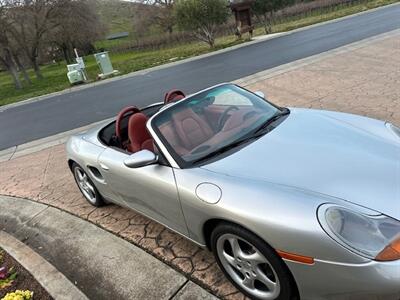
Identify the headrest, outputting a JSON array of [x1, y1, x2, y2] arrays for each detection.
[[164, 89, 186, 104]]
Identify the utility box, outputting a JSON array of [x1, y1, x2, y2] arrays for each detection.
[[94, 52, 119, 79], [67, 63, 84, 84], [76, 57, 85, 70]]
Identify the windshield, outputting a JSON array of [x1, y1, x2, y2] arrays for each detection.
[[152, 84, 283, 168]]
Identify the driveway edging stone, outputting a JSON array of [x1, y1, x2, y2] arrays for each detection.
[[0, 230, 89, 300]]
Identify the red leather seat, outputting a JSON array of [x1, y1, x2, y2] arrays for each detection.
[[127, 113, 154, 153], [164, 89, 186, 104], [159, 121, 189, 156], [172, 108, 214, 150]]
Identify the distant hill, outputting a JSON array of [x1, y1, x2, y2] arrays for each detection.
[[95, 0, 141, 35], [95, 0, 163, 40]]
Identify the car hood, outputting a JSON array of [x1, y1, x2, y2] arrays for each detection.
[[202, 108, 400, 220]]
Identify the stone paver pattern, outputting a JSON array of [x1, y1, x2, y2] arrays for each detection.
[[247, 34, 400, 125], [0, 34, 399, 299]]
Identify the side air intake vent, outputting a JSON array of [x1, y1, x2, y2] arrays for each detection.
[[88, 166, 103, 180]]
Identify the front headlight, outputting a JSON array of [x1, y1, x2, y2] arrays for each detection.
[[318, 204, 400, 261]]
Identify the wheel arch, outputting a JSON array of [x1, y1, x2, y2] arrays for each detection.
[[203, 218, 268, 251], [67, 159, 76, 172], [203, 217, 300, 299]]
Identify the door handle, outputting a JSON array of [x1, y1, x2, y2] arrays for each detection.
[[99, 163, 109, 171]]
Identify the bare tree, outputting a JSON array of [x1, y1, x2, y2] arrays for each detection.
[[132, 4, 153, 38], [0, 46, 23, 90], [5, 0, 63, 79], [0, 2, 23, 89], [139, 0, 175, 34], [12, 49, 31, 84], [50, 0, 105, 64], [0, 0, 104, 89], [175, 0, 229, 48]]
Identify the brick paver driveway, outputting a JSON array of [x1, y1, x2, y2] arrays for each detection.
[[1, 32, 399, 299]]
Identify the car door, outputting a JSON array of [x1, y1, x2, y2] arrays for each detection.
[[98, 147, 188, 235]]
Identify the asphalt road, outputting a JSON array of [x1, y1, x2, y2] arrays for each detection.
[[1, 4, 399, 150]]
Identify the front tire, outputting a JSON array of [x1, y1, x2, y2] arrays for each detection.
[[211, 223, 298, 300], [72, 162, 105, 207]]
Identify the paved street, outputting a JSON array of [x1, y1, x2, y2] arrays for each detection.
[[0, 3, 399, 150], [1, 31, 398, 299]]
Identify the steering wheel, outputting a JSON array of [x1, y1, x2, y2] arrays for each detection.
[[116, 106, 140, 144], [218, 105, 239, 131], [243, 111, 258, 121]]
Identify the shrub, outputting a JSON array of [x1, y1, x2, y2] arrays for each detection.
[[175, 0, 230, 47]]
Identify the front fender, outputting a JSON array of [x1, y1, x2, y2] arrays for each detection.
[[174, 167, 370, 264]]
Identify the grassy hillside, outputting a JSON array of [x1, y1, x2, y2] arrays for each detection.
[[94, 0, 164, 49], [95, 0, 138, 35]]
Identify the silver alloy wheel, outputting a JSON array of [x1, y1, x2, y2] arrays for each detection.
[[74, 167, 97, 204], [216, 233, 281, 300]]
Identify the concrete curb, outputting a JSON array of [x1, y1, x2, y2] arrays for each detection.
[[1, 2, 398, 112], [0, 230, 89, 300], [0, 196, 218, 300], [0, 27, 399, 162]]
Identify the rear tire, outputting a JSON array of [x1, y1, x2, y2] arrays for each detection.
[[72, 162, 105, 207], [211, 223, 298, 300]]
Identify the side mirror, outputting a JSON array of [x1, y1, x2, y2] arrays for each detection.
[[124, 150, 158, 168], [255, 91, 265, 99]]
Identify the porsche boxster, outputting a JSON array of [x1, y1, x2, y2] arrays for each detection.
[[66, 83, 400, 300]]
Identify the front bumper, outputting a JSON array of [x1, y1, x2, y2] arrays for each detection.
[[285, 257, 400, 300]]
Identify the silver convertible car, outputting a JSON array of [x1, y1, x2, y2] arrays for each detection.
[[66, 83, 400, 300]]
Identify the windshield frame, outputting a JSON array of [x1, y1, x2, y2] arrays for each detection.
[[148, 83, 285, 169]]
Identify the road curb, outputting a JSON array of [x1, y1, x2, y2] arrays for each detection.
[[0, 230, 89, 300], [0, 196, 202, 300], [1, 2, 398, 112]]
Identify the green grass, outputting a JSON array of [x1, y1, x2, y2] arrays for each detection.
[[0, 0, 397, 106], [0, 36, 242, 106]]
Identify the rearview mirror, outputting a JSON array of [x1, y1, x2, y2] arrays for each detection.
[[124, 150, 158, 168], [255, 91, 265, 99]]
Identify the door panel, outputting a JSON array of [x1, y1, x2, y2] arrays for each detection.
[[98, 148, 188, 235]]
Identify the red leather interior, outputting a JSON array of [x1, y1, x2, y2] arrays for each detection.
[[127, 113, 154, 153], [189, 110, 262, 154], [116, 106, 140, 141], [172, 108, 214, 150], [164, 90, 186, 104], [222, 108, 256, 131], [159, 121, 189, 155], [203, 105, 228, 129]]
